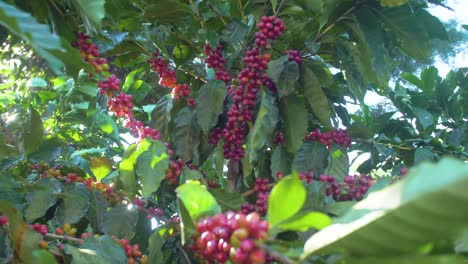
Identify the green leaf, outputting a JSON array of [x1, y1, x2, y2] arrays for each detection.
[[278, 211, 331, 232], [347, 122, 371, 139], [95, 110, 120, 142], [119, 144, 138, 195], [267, 172, 307, 228], [101, 206, 139, 240], [280, 96, 308, 154], [221, 19, 249, 45], [88, 157, 112, 182], [148, 231, 165, 264], [151, 95, 173, 140], [324, 144, 349, 182], [180, 167, 204, 183], [172, 107, 201, 161], [380, 0, 407, 7], [195, 80, 227, 134], [267, 56, 299, 98], [376, 5, 431, 60], [176, 181, 221, 221], [416, 9, 448, 41], [28, 77, 47, 88], [86, 189, 109, 233], [28, 137, 62, 163], [420, 66, 438, 95], [135, 140, 170, 198], [246, 91, 279, 162], [300, 65, 332, 128], [0, 1, 65, 73], [65, 244, 110, 264], [144, 1, 191, 23], [414, 147, 435, 164], [24, 107, 43, 155], [32, 250, 59, 264], [412, 106, 433, 129], [270, 145, 292, 180], [303, 158, 468, 258], [73, 0, 105, 34], [81, 235, 127, 264], [24, 178, 61, 222], [293, 141, 329, 175], [55, 183, 90, 225], [209, 189, 246, 211]]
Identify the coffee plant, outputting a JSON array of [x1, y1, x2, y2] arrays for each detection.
[[0, 0, 467, 263]]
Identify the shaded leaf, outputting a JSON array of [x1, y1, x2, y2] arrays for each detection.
[[270, 145, 292, 180], [151, 95, 173, 140], [101, 206, 139, 240], [23, 107, 43, 155], [73, 0, 105, 34], [81, 235, 127, 264], [293, 141, 328, 175], [267, 56, 299, 98], [195, 80, 227, 134], [280, 96, 308, 154], [172, 107, 201, 161], [209, 189, 246, 211], [55, 183, 90, 225], [24, 178, 61, 222]]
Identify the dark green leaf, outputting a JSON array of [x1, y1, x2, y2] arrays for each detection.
[[414, 147, 435, 164], [55, 183, 90, 225], [144, 1, 191, 23], [28, 138, 62, 163], [347, 122, 371, 139], [24, 178, 61, 222], [151, 95, 173, 140], [65, 244, 110, 264], [412, 106, 433, 129], [148, 231, 165, 264], [280, 96, 308, 154], [293, 141, 328, 174], [195, 80, 227, 134], [324, 144, 349, 181], [86, 189, 109, 233], [209, 189, 246, 211], [221, 19, 249, 44], [73, 0, 105, 34], [173, 107, 201, 161], [267, 172, 306, 228], [270, 145, 292, 180], [100, 206, 139, 240], [267, 56, 299, 98], [81, 235, 127, 264], [246, 91, 279, 162], [300, 65, 332, 128]]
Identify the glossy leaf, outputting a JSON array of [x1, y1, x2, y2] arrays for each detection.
[[81, 235, 127, 264], [135, 140, 170, 198], [303, 158, 468, 258], [23, 107, 43, 155], [176, 181, 221, 221], [119, 144, 138, 196], [267, 56, 299, 98], [267, 172, 307, 228], [151, 95, 173, 140], [86, 189, 110, 233], [278, 211, 332, 232], [88, 157, 112, 182], [24, 178, 61, 222], [73, 0, 105, 34], [209, 189, 246, 211], [324, 144, 349, 182], [270, 145, 292, 180]]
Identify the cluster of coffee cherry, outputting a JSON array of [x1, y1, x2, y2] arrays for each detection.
[[138, 126, 162, 141], [108, 93, 134, 118], [209, 127, 223, 145], [222, 17, 285, 160], [190, 211, 269, 264], [132, 197, 165, 220], [305, 128, 352, 149], [72, 32, 109, 74], [319, 174, 375, 201], [166, 158, 185, 185], [285, 50, 302, 64], [147, 51, 195, 105], [241, 179, 271, 216], [205, 44, 231, 84], [255, 16, 286, 47], [117, 238, 147, 264], [98, 74, 120, 97]]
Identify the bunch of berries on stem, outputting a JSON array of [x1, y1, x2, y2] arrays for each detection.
[[241, 178, 271, 216], [190, 211, 269, 264], [305, 128, 352, 149], [319, 174, 375, 201], [205, 44, 231, 84]]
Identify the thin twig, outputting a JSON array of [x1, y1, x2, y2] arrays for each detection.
[[207, 3, 227, 25], [275, 0, 287, 16], [177, 243, 192, 264], [188, 0, 205, 30], [259, 244, 294, 264], [45, 233, 84, 244]]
